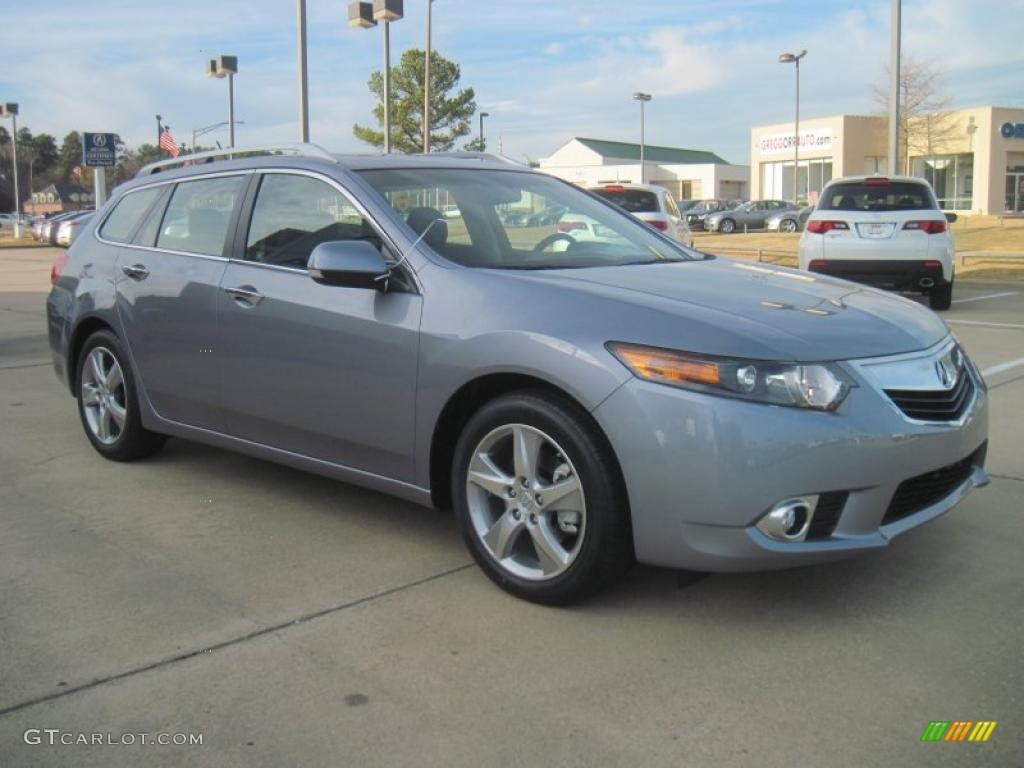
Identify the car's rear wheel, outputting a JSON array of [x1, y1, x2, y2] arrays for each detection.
[[452, 390, 633, 604], [76, 330, 166, 461], [719, 218, 736, 234], [780, 218, 798, 233], [929, 277, 953, 311]]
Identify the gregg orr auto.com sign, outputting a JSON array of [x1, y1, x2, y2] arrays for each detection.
[[759, 128, 833, 156]]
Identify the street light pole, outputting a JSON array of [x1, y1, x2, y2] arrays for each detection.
[[349, 1, 404, 154], [227, 72, 235, 148], [297, 0, 310, 142], [156, 114, 162, 146], [1, 103, 21, 236], [383, 20, 392, 154], [423, 0, 432, 153], [479, 112, 489, 150], [888, 0, 901, 174], [778, 50, 807, 205], [632, 93, 651, 184]]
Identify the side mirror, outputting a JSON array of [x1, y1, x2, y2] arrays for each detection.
[[944, 212, 958, 224], [308, 240, 389, 290]]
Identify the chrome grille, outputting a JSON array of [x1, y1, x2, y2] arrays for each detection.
[[884, 369, 974, 422]]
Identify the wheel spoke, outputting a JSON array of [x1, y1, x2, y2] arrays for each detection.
[[539, 475, 582, 511], [530, 520, 569, 576], [107, 399, 127, 428], [97, 405, 112, 441], [482, 509, 524, 560], [81, 384, 101, 407], [468, 453, 513, 499], [512, 425, 542, 486], [105, 362, 123, 393], [89, 350, 106, 388]]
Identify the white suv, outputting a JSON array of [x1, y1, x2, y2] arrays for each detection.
[[798, 176, 956, 310], [585, 184, 690, 242]]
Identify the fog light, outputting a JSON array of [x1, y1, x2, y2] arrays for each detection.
[[756, 496, 819, 542]]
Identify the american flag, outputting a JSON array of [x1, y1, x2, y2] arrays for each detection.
[[158, 129, 180, 158]]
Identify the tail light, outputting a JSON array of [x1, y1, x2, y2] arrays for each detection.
[[806, 220, 849, 234], [603, 185, 626, 193], [809, 259, 827, 270], [558, 221, 586, 232], [903, 220, 946, 234], [647, 220, 669, 231], [51, 251, 69, 286], [924, 260, 942, 269], [865, 177, 890, 186]]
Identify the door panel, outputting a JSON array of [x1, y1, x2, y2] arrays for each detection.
[[115, 249, 228, 428], [114, 174, 245, 429], [218, 264, 422, 480], [217, 171, 421, 482]]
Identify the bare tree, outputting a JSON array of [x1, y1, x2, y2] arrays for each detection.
[[872, 56, 959, 174]]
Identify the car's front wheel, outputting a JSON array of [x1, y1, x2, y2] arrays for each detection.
[[76, 330, 166, 461], [719, 218, 736, 234], [452, 391, 633, 604]]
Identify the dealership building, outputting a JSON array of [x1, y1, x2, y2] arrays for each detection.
[[540, 137, 749, 201], [750, 106, 1024, 214]]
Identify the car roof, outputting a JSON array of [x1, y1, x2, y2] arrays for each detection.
[[824, 174, 929, 186]]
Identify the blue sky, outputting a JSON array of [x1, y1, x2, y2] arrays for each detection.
[[1, 0, 1021, 165]]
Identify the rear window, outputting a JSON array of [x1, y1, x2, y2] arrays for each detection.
[[591, 188, 659, 213], [99, 187, 163, 243], [818, 181, 937, 212]]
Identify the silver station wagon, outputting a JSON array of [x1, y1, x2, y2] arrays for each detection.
[[47, 145, 989, 604]]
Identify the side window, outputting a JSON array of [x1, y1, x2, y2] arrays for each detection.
[[133, 186, 171, 247], [99, 187, 163, 243], [245, 174, 383, 269], [157, 176, 244, 257]]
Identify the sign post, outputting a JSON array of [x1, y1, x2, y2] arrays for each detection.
[[82, 132, 117, 208]]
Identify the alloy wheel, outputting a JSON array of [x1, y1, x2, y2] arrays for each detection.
[[465, 423, 586, 581], [80, 347, 127, 445]]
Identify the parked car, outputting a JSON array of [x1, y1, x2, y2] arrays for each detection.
[[767, 205, 815, 233], [0, 213, 35, 232], [798, 175, 957, 310], [48, 211, 92, 246], [56, 212, 95, 246], [676, 199, 699, 213], [526, 205, 567, 227], [47, 147, 988, 604], [585, 183, 690, 241], [706, 200, 799, 233], [685, 199, 743, 231]]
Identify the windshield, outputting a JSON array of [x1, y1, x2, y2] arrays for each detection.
[[589, 187, 659, 213], [819, 181, 938, 212], [358, 168, 701, 269]]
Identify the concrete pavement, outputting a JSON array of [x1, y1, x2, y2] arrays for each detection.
[[1, 247, 1021, 766]]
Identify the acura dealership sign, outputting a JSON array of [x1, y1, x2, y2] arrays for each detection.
[[759, 127, 833, 156], [1001, 122, 1024, 138]]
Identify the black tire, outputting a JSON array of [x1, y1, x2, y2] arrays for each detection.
[[929, 278, 953, 311], [719, 218, 736, 234], [451, 390, 633, 605], [780, 218, 798, 233], [76, 329, 166, 461]]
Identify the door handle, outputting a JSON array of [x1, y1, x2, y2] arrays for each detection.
[[121, 264, 149, 280], [224, 285, 264, 306]]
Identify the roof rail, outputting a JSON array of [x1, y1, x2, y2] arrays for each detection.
[[136, 143, 336, 177]]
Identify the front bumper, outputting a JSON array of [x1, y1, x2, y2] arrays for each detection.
[[592, 350, 988, 571]]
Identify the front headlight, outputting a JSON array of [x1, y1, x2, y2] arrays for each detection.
[[607, 342, 854, 410]]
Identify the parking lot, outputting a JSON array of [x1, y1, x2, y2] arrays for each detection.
[[1, 245, 1021, 766]]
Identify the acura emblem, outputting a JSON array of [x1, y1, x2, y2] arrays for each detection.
[[935, 354, 957, 389]]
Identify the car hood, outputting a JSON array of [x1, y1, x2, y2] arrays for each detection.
[[520, 257, 948, 362]]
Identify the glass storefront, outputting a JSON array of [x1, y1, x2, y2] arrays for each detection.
[[910, 153, 973, 210], [1006, 167, 1024, 213], [760, 158, 832, 204]]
